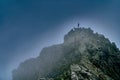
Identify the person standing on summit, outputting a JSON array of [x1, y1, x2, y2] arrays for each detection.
[[78, 23, 80, 28]]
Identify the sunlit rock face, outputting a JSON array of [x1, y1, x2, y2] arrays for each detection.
[[12, 27, 120, 80]]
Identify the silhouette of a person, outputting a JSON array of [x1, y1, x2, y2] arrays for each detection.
[[78, 23, 79, 28]]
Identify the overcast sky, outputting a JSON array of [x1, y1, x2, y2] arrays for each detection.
[[0, 0, 120, 80]]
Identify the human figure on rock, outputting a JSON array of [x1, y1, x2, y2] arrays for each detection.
[[78, 23, 80, 28]]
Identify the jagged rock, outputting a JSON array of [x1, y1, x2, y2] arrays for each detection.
[[12, 27, 120, 80]]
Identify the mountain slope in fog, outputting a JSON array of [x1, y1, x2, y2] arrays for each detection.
[[12, 27, 120, 80]]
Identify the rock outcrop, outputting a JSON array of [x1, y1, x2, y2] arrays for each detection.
[[12, 27, 120, 80]]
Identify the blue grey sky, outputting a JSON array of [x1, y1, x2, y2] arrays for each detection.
[[0, 0, 120, 80]]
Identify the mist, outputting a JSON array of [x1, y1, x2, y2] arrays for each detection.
[[0, 0, 120, 80]]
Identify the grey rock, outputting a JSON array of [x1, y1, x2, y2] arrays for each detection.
[[12, 27, 120, 80]]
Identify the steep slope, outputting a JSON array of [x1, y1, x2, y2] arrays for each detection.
[[12, 27, 120, 80]]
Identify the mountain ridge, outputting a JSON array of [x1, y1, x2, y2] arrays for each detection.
[[12, 27, 120, 80]]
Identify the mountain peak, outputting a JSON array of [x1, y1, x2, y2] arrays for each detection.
[[64, 27, 94, 43], [12, 27, 120, 80]]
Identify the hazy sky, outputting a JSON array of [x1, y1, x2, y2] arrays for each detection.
[[0, 0, 120, 80]]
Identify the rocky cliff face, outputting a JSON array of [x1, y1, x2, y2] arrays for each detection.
[[12, 27, 120, 80]]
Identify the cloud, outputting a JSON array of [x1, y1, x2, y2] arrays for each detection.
[[0, 0, 120, 80]]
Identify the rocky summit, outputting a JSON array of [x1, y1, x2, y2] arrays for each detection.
[[12, 27, 120, 80]]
